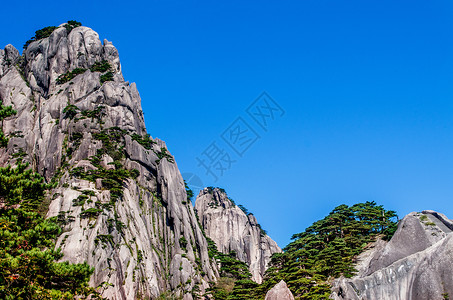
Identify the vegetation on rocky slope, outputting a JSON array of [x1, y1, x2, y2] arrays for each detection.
[[205, 237, 256, 300], [0, 104, 99, 299], [23, 20, 81, 49], [206, 200, 397, 299], [260, 201, 397, 299]]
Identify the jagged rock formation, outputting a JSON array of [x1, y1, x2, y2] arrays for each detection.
[[331, 210, 453, 300], [265, 280, 295, 300], [195, 187, 281, 283], [0, 24, 218, 299]]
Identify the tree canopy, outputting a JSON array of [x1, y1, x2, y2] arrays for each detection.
[[261, 201, 398, 299], [0, 163, 99, 299]]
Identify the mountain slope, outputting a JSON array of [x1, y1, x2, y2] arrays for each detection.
[[195, 187, 281, 283], [0, 23, 218, 299]]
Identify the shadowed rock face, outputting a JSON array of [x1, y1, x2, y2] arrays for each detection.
[[0, 24, 218, 299], [195, 187, 281, 283], [265, 280, 295, 300], [331, 211, 453, 300]]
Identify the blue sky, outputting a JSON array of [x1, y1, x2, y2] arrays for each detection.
[[1, 0, 453, 247]]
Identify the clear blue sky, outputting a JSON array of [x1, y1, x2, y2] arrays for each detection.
[[2, 0, 453, 247]]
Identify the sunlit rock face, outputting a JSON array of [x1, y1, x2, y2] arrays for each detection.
[[331, 211, 453, 300], [0, 24, 219, 299], [265, 280, 295, 300], [195, 187, 281, 283]]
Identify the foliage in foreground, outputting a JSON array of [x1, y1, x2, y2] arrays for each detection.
[[0, 162, 100, 299], [0, 208, 96, 298]]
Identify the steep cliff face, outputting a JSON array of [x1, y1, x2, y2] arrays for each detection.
[[0, 24, 218, 299], [195, 187, 281, 283], [331, 210, 453, 300]]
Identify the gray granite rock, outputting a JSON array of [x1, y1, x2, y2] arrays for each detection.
[[195, 187, 281, 283], [0, 23, 218, 299], [265, 280, 295, 300], [331, 211, 453, 300]]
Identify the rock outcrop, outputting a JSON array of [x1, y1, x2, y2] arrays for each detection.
[[265, 280, 295, 300], [331, 211, 453, 300], [0, 23, 218, 299], [195, 187, 281, 283]]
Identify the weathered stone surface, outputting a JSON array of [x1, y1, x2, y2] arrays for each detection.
[[265, 280, 295, 300], [361, 212, 446, 276], [195, 187, 281, 283], [0, 24, 218, 299], [0, 44, 19, 76], [331, 211, 453, 300]]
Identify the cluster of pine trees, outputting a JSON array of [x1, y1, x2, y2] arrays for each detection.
[[261, 201, 397, 299], [207, 201, 398, 299]]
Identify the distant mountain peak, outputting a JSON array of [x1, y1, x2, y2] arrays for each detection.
[[195, 187, 281, 283]]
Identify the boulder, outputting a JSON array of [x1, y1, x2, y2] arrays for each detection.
[[265, 280, 295, 300]]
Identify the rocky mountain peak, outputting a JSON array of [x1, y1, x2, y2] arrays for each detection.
[[195, 187, 281, 283], [0, 23, 218, 299], [196, 187, 235, 213], [21, 23, 122, 98]]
